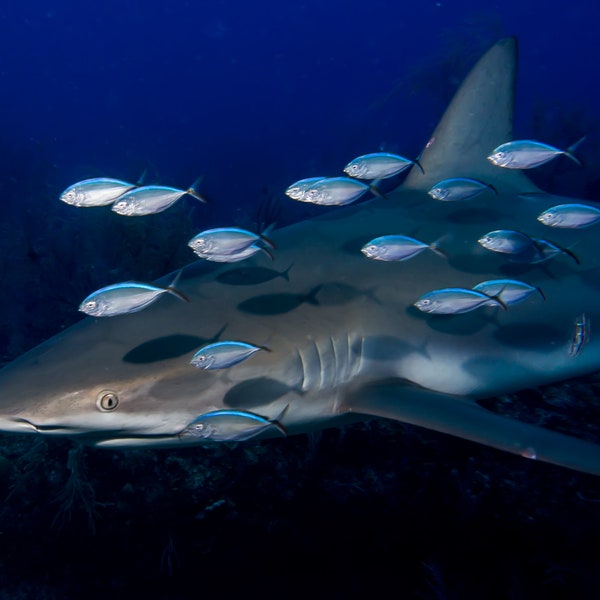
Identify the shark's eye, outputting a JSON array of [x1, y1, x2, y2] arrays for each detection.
[[97, 391, 119, 412]]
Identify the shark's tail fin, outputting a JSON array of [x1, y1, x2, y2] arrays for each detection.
[[404, 37, 539, 197]]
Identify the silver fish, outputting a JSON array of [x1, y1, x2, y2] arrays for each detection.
[[568, 313, 591, 357], [361, 235, 444, 261], [487, 139, 583, 169], [343, 152, 423, 179], [112, 181, 206, 216], [285, 177, 327, 201], [299, 177, 371, 206], [537, 203, 600, 229], [188, 227, 274, 256], [79, 273, 188, 317], [477, 229, 536, 255], [60, 177, 137, 207], [178, 408, 287, 442], [414, 288, 506, 314], [472, 279, 545, 305], [190, 341, 268, 369], [428, 178, 496, 201], [194, 244, 274, 263]]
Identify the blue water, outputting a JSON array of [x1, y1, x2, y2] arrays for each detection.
[[0, 1, 599, 598]]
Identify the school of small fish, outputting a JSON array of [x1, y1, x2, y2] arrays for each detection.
[[286, 143, 591, 328], [59, 137, 593, 440]]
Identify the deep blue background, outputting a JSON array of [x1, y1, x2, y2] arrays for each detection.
[[1, 0, 598, 213]]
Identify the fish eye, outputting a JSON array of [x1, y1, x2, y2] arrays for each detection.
[[96, 390, 119, 412], [85, 300, 97, 310], [421, 298, 431, 305], [193, 354, 208, 367]]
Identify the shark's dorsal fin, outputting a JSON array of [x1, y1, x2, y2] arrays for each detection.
[[404, 37, 539, 195]]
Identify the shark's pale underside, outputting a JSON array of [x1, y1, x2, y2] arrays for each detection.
[[2, 38, 600, 475]]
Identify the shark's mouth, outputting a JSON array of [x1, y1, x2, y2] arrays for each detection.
[[8, 417, 185, 447], [12, 418, 79, 434]]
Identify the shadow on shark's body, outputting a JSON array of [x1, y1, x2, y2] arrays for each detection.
[[1, 37, 600, 475]]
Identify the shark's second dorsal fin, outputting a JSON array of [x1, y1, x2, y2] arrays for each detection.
[[404, 37, 539, 195]]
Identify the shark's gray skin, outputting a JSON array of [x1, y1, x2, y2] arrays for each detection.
[[2, 38, 600, 475]]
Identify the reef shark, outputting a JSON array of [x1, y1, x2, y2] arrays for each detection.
[[2, 37, 600, 475]]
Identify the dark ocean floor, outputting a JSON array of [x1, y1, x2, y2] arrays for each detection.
[[0, 375, 599, 599]]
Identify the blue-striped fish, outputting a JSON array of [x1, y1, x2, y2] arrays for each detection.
[[477, 230, 536, 255], [188, 227, 274, 256], [472, 279, 545, 305], [190, 341, 269, 369], [414, 288, 506, 315], [487, 138, 584, 169], [361, 235, 445, 261], [178, 408, 287, 442], [428, 178, 496, 201], [79, 272, 189, 317], [537, 203, 600, 229], [298, 177, 373, 206], [285, 177, 327, 201], [112, 179, 206, 216], [344, 152, 424, 179], [60, 177, 137, 207]]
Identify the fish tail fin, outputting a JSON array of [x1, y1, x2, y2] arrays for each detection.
[[136, 168, 148, 186], [368, 180, 388, 200], [270, 405, 289, 437], [482, 289, 508, 310], [488, 183, 498, 195], [558, 242, 581, 265], [429, 239, 448, 259], [165, 269, 190, 303], [258, 246, 275, 261], [413, 158, 425, 174], [186, 176, 208, 204], [536, 285, 546, 301], [564, 135, 586, 167], [429, 234, 451, 259], [166, 287, 190, 303], [493, 295, 508, 310], [258, 234, 276, 250], [256, 223, 277, 250]]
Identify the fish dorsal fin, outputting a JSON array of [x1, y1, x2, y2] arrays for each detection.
[[404, 37, 539, 195]]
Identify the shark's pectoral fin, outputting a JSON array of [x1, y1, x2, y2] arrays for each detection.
[[345, 379, 600, 476]]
